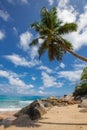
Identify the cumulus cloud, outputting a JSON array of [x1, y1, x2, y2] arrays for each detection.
[[41, 72, 63, 90], [19, 31, 39, 60], [20, 0, 29, 4], [13, 27, 18, 35], [19, 31, 32, 51], [7, 0, 29, 4], [0, 70, 9, 77], [0, 70, 34, 93], [4, 54, 40, 68], [30, 46, 38, 60], [57, 0, 78, 23], [58, 70, 82, 82], [56, 60, 87, 85], [73, 62, 87, 70], [60, 63, 65, 68], [0, 30, 5, 40], [48, 0, 54, 5], [0, 10, 10, 21], [32, 76, 36, 81], [57, 0, 87, 50], [37, 65, 53, 74]]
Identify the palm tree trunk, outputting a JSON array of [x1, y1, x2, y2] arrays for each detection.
[[65, 48, 87, 62], [55, 39, 87, 62]]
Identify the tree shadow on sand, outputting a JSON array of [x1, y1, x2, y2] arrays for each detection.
[[38, 121, 87, 126], [0, 114, 41, 128]]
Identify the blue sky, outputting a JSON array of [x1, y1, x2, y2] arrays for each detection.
[[0, 0, 87, 96]]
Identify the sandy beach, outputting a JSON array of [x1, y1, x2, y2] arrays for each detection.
[[0, 104, 87, 130]]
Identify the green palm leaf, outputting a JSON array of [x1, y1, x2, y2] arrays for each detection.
[[29, 7, 87, 62]]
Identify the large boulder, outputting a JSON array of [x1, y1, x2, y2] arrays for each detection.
[[0, 117, 3, 121], [14, 100, 46, 120], [74, 95, 87, 101], [78, 99, 87, 108]]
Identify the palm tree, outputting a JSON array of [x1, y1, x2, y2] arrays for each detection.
[[29, 7, 87, 62]]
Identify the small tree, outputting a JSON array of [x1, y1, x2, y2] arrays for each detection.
[[73, 67, 87, 96]]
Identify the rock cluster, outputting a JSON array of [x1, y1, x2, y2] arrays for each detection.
[[14, 95, 78, 120]]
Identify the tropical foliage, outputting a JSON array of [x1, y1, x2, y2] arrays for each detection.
[[29, 7, 87, 62], [73, 67, 87, 96]]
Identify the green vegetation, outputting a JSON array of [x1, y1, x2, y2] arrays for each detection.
[[73, 67, 87, 96], [29, 7, 87, 62]]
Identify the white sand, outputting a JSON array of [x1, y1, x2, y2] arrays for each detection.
[[0, 104, 87, 130]]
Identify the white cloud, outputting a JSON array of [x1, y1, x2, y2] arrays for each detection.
[[0, 70, 9, 77], [0, 69, 34, 89], [30, 46, 38, 60], [4, 54, 40, 68], [7, 0, 29, 4], [73, 62, 87, 70], [58, 70, 82, 82], [60, 63, 65, 68], [32, 76, 36, 80], [13, 27, 18, 35], [48, 0, 54, 5], [58, 0, 69, 8], [4, 54, 29, 66], [19, 31, 39, 60], [38, 90, 49, 96], [57, 1, 87, 50], [0, 10, 10, 21], [20, 0, 28, 4], [41, 72, 63, 89], [7, 0, 14, 4], [57, 0, 78, 23], [0, 30, 5, 40], [9, 77, 34, 88], [37, 65, 53, 74], [19, 31, 33, 51]]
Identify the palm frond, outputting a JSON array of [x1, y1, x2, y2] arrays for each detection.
[[62, 39, 73, 50], [58, 23, 77, 35], [29, 38, 38, 46], [38, 39, 48, 59]]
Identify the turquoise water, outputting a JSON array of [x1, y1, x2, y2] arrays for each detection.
[[0, 95, 45, 111]]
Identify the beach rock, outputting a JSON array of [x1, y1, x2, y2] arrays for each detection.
[[78, 99, 87, 108], [43, 101, 52, 108], [41, 95, 77, 107], [74, 96, 82, 101], [14, 100, 46, 120], [74, 95, 87, 101], [60, 94, 74, 101], [0, 117, 3, 121], [79, 108, 87, 113], [81, 95, 87, 100], [47, 96, 58, 100]]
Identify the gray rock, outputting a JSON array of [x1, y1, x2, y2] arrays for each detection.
[[78, 99, 87, 108], [79, 108, 87, 113], [14, 100, 46, 120], [0, 117, 3, 121]]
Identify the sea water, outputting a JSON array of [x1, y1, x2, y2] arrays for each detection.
[[0, 95, 45, 111]]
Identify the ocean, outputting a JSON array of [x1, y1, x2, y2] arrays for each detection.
[[0, 95, 45, 111]]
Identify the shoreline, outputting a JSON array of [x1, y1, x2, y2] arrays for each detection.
[[0, 104, 87, 130]]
